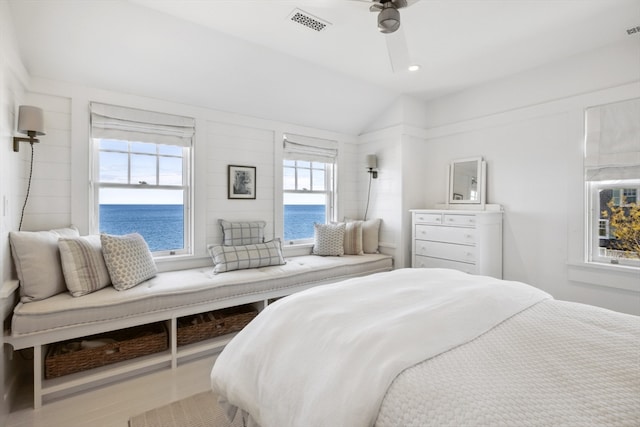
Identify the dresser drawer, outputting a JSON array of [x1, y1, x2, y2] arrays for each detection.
[[415, 240, 476, 263], [414, 213, 443, 225], [415, 224, 476, 245], [443, 214, 476, 227], [414, 255, 476, 274]]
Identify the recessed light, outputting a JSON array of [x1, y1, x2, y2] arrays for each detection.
[[408, 64, 421, 72]]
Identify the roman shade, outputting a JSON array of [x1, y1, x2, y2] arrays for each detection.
[[283, 133, 338, 163], [90, 102, 195, 147], [584, 97, 640, 181]]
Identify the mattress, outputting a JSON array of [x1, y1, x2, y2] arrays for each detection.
[[10, 254, 392, 336]]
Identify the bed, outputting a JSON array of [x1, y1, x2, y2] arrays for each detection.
[[210, 268, 640, 427]]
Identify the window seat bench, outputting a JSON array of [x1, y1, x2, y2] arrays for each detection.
[[4, 253, 393, 408]]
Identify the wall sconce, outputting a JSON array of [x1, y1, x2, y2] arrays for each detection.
[[366, 154, 378, 179], [13, 105, 45, 152]]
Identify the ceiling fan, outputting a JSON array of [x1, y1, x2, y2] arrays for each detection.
[[361, 0, 420, 72]]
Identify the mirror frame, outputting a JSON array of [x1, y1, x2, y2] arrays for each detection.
[[448, 157, 486, 206]]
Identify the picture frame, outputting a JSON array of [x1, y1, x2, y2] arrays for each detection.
[[453, 193, 464, 201], [228, 165, 256, 199]]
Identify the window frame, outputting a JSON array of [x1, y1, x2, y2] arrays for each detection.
[[587, 180, 640, 268], [92, 138, 192, 257], [282, 159, 336, 245]]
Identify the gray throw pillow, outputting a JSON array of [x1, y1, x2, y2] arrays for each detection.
[[100, 233, 157, 291], [312, 223, 345, 256]]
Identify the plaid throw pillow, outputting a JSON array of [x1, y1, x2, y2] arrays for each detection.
[[219, 220, 266, 245], [208, 239, 285, 274]]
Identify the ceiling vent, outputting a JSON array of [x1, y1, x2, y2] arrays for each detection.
[[289, 9, 331, 32]]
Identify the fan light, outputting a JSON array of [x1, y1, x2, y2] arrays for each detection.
[[378, 6, 400, 33]]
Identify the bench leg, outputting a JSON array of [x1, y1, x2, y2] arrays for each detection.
[[33, 345, 43, 409]]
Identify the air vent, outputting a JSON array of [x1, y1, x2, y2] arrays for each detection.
[[289, 9, 331, 32]]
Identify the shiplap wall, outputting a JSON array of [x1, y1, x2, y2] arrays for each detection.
[[8, 78, 368, 273]]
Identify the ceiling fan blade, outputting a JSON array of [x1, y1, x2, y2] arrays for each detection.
[[385, 27, 410, 73], [369, 4, 383, 12]]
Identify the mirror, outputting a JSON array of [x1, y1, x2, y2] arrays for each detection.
[[449, 157, 485, 205]]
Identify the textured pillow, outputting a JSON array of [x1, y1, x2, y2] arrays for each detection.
[[59, 235, 111, 297], [9, 227, 80, 302], [346, 218, 381, 254], [208, 239, 285, 274], [312, 223, 345, 256], [219, 220, 266, 246], [100, 233, 157, 291], [342, 221, 364, 255]]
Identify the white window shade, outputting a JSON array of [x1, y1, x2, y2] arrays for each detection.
[[283, 134, 338, 163], [585, 98, 640, 181], [90, 102, 195, 147]]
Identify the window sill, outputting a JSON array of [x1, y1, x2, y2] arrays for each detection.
[[567, 262, 640, 292]]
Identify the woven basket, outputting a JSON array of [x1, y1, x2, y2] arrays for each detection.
[[45, 323, 168, 379], [177, 305, 258, 346]]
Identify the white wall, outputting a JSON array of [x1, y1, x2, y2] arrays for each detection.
[[417, 39, 640, 315], [0, 0, 31, 422]]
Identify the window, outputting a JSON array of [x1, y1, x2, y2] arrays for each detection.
[[585, 98, 640, 267], [91, 103, 195, 256], [283, 135, 337, 243]]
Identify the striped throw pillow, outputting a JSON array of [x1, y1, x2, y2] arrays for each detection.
[[59, 235, 111, 297], [343, 221, 364, 255]]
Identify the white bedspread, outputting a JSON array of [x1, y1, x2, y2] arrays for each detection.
[[210, 268, 551, 427]]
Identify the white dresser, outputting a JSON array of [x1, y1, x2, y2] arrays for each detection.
[[411, 209, 503, 278]]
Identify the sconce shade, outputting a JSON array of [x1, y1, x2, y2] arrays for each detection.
[[17, 106, 45, 136], [366, 154, 378, 169]]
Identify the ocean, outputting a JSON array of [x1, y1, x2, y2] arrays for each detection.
[[99, 204, 324, 251]]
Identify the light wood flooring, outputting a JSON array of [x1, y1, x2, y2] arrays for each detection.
[[6, 354, 218, 427]]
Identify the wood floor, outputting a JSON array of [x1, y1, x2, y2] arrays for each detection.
[[6, 354, 218, 427]]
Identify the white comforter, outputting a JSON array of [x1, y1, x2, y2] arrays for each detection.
[[210, 268, 551, 427]]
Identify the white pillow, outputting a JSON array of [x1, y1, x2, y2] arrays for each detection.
[[312, 223, 345, 256], [9, 227, 80, 302], [219, 220, 266, 246], [100, 233, 157, 291], [208, 239, 285, 274], [59, 235, 111, 297], [345, 218, 381, 254]]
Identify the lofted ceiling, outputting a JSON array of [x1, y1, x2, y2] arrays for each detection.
[[7, 0, 640, 135]]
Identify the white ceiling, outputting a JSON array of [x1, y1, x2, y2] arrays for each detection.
[[8, 0, 640, 135]]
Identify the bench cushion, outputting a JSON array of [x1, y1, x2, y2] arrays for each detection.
[[10, 254, 393, 337]]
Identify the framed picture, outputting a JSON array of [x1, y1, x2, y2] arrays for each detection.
[[228, 165, 256, 199], [453, 193, 464, 201]]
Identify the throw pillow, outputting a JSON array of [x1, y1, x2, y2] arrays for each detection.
[[343, 221, 364, 255], [312, 223, 345, 256], [100, 233, 157, 291], [59, 235, 111, 297], [208, 239, 285, 274], [9, 226, 80, 302], [345, 218, 381, 254], [219, 220, 266, 246]]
